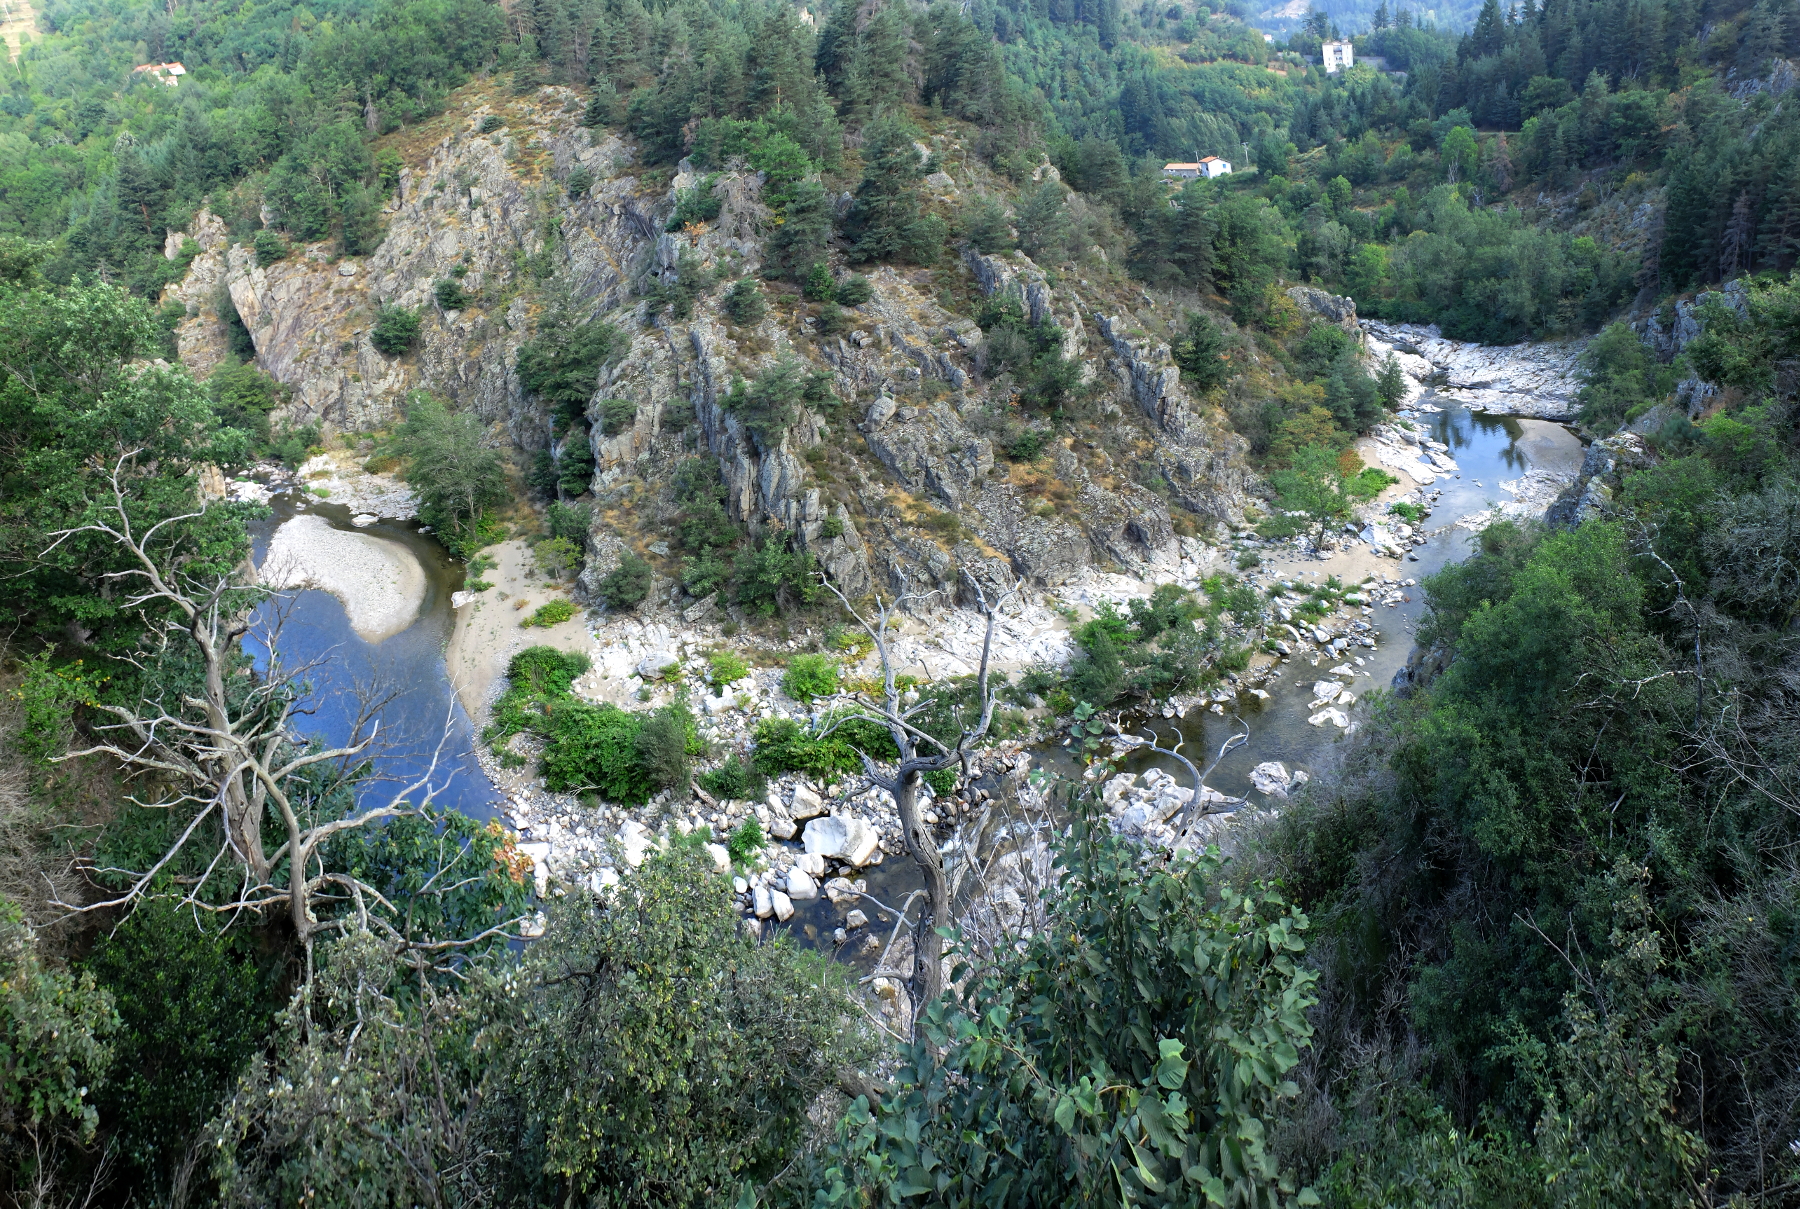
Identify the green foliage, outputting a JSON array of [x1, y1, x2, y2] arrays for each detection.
[[515, 301, 627, 427], [782, 653, 839, 702], [597, 397, 637, 437], [370, 305, 423, 355], [0, 267, 253, 646], [252, 229, 289, 268], [597, 553, 653, 611], [391, 394, 508, 558], [1172, 310, 1232, 393], [1260, 444, 1357, 544], [534, 536, 580, 580], [545, 500, 592, 543], [523, 598, 578, 627], [751, 714, 898, 779], [565, 166, 595, 198], [82, 901, 281, 1199], [486, 645, 592, 747], [976, 296, 1083, 415], [803, 261, 836, 302], [433, 279, 468, 309], [1576, 322, 1663, 431], [708, 651, 749, 687], [835, 274, 873, 307], [542, 700, 649, 800], [207, 360, 284, 452], [723, 278, 767, 326], [816, 833, 1319, 1208], [704, 758, 769, 808], [666, 175, 723, 230], [1066, 584, 1210, 709], [723, 359, 811, 448], [732, 535, 819, 617], [846, 113, 942, 265], [724, 813, 766, 862], [480, 847, 867, 1200], [556, 430, 595, 497], [0, 900, 116, 1144]]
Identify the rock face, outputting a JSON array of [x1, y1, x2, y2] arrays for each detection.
[[1363, 320, 1588, 419], [164, 84, 1260, 608], [169, 88, 655, 437], [1285, 286, 1360, 331], [1631, 279, 1750, 417]]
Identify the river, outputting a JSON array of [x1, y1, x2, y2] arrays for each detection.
[[246, 494, 500, 824], [249, 400, 1582, 953]]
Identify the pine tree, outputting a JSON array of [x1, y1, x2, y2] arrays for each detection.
[[845, 113, 933, 264]]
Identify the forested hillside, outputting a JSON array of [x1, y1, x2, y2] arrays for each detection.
[[3, 0, 1800, 1199]]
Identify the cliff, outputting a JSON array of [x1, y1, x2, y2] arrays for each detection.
[[162, 79, 1258, 608]]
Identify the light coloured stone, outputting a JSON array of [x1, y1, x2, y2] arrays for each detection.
[[789, 784, 826, 820], [705, 842, 731, 873], [786, 869, 819, 900], [1250, 761, 1291, 798], [802, 815, 881, 867], [753, 885, 773, 918], [771, 890, 795, 921], [637, 652, 679, 679], [846, 909, 868, 929], [618, 821, 653, 868]]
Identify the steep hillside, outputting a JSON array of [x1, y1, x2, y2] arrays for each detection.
[[163, 77, 1259, 611]]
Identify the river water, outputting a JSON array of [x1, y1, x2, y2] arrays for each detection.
[[251, 401, 1582, 951], [1115, 401, 1585, 797], [246, 495, 500, 823]]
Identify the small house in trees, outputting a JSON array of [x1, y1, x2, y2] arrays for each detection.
[[131, 61, 187, 85], [1162, 157, 1232, 181], [1322, 40, 1354, 72]]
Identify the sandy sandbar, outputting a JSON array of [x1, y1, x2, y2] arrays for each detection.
[[261, 514, 427, 642]]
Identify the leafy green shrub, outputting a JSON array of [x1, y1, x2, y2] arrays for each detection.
[[708, 650, 749, 686], [733, 536, 818, 616], [487, 646, 592, 744], [523, 598, 578, 627], [701, 756, 767, 805], [252, 228, 288, 268], [924, 767, 957, 797], [803, 262, 836, 301], [1004, 427, 1049, 461], [1347, 466, 1399, 500], [598, 553, 653, 610], [478, 114, 504, 133], [546, 500, 593, 542], [819, 831, 1319, 1205], [816, 300, 849, 335], [834, 274, 873, 306], [681, 550, 731, 598], [533, 536, 579, 580], [370, 305, 423, 355], [724, 814, 765, 863], [434, 279, 468, 308], [751, 714, 897, 778], [566, 166, 595, 197], [665, 175, 722, 230], [782, 653, 838, 702], [634, 704, 702, 795], [392, 394, 508, 555], [723, 278, 767, 326], [820, 515, 845, 538], [1389, 501, 1425, 524], [516, 307, 627, 427], [598, 398, 637, 436], [543, 701, 648, 800]]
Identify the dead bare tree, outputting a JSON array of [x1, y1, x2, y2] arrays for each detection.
[[41, 455, 526, 968], [821, 572, 1014, 1021]]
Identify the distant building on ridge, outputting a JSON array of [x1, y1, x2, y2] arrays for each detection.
[[1322, 40, 1353, 72], [131, 61, 187, 85]]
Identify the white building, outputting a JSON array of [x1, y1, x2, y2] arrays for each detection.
[[1322, 40, 1354, 73], [131, 61, 187, 86], [1162, 156, 1232, 180]]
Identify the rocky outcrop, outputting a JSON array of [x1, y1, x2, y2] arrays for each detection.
[[168, 88, 658, 437], [1630, 279, 1750, 418], [1285, 285, 1359, 331], [1361, 320, 1587, 419], [1547, 432, 1653, 526]]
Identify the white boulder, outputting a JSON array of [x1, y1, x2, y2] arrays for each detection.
[[786, 869, 819, 900], [705, 843, 731, 873], [1251, 761, 1292, 798], [789, 784, 827, 820], [771, 889, 795, 921], [803, 815, 882, 867], [636, 652, 679, 679], [753, 884, 773, 918]]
